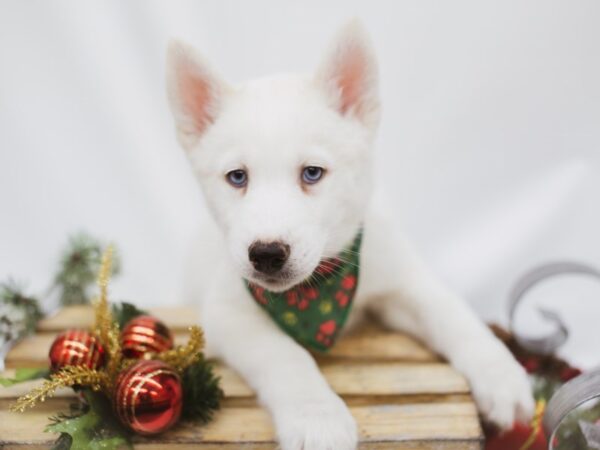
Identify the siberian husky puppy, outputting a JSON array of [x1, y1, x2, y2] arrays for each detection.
[[166, 21, 534, 450]]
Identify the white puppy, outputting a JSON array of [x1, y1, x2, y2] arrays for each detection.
[[166, 21, 534, 450]]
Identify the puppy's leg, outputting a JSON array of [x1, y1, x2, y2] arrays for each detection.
[[363, 226, 534, 429], [202, 277, 357, 450]]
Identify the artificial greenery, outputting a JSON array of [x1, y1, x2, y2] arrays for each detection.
[[0, 281, 43, 346], [53, 233, 120, 306], [46, 390, 132, 450], [0, 367, 49, 387], [111, 302, 147, 329], [181, 354, 223, 423]]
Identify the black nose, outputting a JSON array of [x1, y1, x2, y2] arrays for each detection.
[[248, 241, 290, 275]]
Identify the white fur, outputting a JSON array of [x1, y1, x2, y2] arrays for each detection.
[[167, 20, 534, 450]]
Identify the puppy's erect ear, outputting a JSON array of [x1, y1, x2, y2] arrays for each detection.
[[315, 20, 380, 129], [166, 40, 228, 151]]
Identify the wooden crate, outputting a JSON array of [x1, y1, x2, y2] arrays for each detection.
[[0, 307, 483, 449]]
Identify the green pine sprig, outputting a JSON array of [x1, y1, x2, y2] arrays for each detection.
[[181, 355, 223, 423], [111, 302, 147, 329], [0, 281, 43, 344], [53, 233, 121, 306]]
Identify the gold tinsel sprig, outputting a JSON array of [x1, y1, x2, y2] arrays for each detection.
[[93, 245, 114, 347], [10, 366, 109, 412], [156, 325, 204, 372]]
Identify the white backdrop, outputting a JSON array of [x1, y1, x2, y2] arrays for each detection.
[[1, 1, 599, 366]]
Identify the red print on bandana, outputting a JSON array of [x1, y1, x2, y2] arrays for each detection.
[[245, 231, 363, 352], [341, 275, 356, 290], [316, 320, 337, 347], [335, 291, 349, 307]]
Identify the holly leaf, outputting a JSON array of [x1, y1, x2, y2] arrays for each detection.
[[46, 391, 131, 450], [50, 433, 73, 450], [0, 367, 49, 387], [111, 302, 147, 329]]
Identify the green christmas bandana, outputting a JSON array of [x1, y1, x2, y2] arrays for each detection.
[[245, 231, 362, 352]]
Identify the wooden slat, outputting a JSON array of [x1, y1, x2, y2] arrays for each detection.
[[0, 399, 482, 449], [6, 326, 436, 369], [326, 323, 437, 362], [0, 362, 469, 402], [4, 332, 210, 368], [36, 306, 200, 332], [36, 306, 437, 360]]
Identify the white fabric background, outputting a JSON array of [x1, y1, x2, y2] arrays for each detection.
[[1, 1, 599, 367]]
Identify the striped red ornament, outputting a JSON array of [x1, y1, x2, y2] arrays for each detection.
[[113, 360, 182, 435], [48, 329, 106, 372], [120, 315, 174, 358]]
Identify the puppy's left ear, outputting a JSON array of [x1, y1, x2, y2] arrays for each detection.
[[315, 20, 380, 129]]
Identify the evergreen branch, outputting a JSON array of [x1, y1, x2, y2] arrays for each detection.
[[181, 356, 223, 423], [0, 281, 42, 344], [53, 233, 120, 306]]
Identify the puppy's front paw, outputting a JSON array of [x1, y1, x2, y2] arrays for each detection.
[[274, 393, 357, 450], [465, 346, 535, 430]]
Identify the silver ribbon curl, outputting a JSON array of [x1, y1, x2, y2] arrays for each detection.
[[508, 261, 600, 449], [509, 262, 600, 355]]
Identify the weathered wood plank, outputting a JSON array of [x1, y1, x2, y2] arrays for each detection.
[[36, 306, 199, 333], [4, 331, 220, 368], [0, 400, 482, 449], [37, 306, 436, 359], [6, 323, 436, 369], [0, 362, 469, 402]]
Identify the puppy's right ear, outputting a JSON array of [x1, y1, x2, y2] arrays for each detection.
[[166, 40, 228, 151]]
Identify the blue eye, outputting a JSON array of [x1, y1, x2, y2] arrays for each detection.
[[226, 169, 247, 188], [302, 166, 324, 184]]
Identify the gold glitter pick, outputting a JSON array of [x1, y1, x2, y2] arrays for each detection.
[[105, 321, 122, 389], [93, 246, 115, 350], [10, 366, 110, 412], [156, 326, 205, 372]]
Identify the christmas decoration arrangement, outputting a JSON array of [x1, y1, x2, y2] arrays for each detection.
[[485, 262, 600, 450], [5, 247, 222, 449]]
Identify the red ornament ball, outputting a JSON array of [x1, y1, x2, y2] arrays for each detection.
[[121, 315, 174, 358], [48, 329, 106, 372], [486, 422, 547, 450], [113, 360, 183, 435]]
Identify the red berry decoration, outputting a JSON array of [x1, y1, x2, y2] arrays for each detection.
[[121, 315, 174, 358], [113, 360, 183, 435], [48, 329, 106, 372]]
